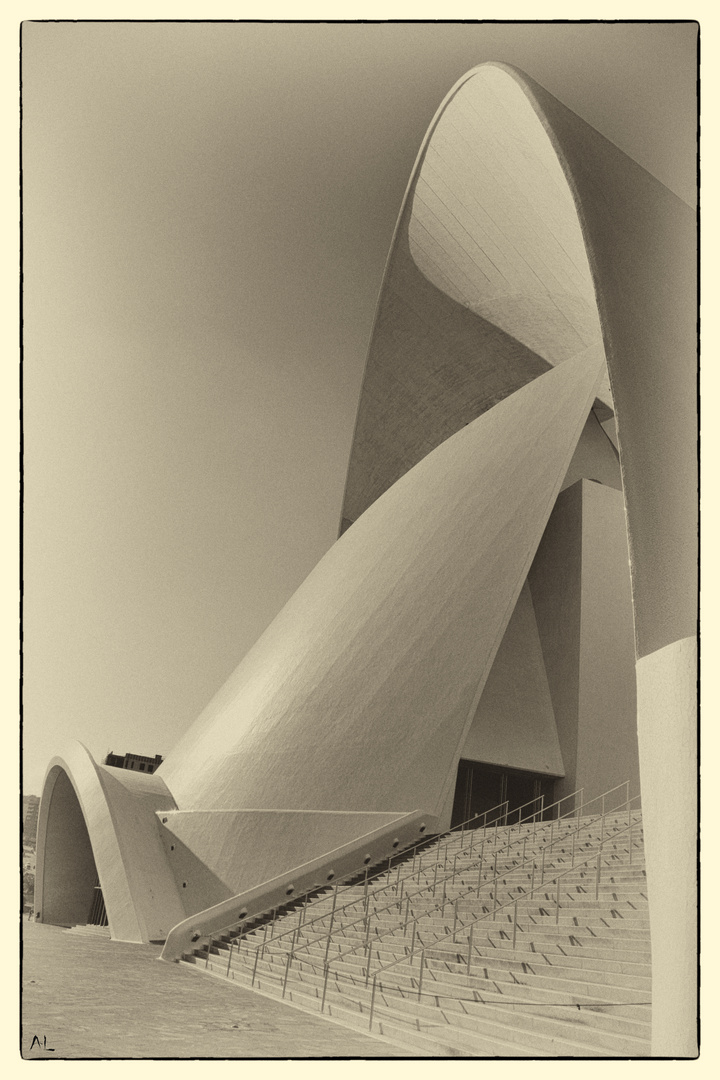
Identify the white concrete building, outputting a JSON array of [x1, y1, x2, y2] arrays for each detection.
[[35, 64, 696, 1056]]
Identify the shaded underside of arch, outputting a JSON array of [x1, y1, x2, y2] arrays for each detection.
[[341, 62, 614, 531]]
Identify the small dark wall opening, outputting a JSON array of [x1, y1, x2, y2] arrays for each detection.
[[87, 875, 109, 926], [451, 759, 556, 828], [39, 768, 100, 928]]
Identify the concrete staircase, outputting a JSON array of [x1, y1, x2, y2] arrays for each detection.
[[179, 810, 650, 1056]]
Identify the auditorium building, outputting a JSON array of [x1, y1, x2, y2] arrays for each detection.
[[33, 63, 696, 1055]]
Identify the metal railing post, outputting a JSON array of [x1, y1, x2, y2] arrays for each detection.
[[365, 942, 373, 987], [323, 891, 338, 965], [596, 850, 602, 900], [320, 962, 330, 1013], [251, 944, 260, 986], [225, 942, 234, 978], [512, 900, 518, 949], [403, 895, 410, 935], [477, 842, 484, 892], [281, 949, 293, 998], [466, 921, 474, 977], [369, 974, 378, 1031], [410, 917, 417, 961], [452, 898, 458, 942], [541, 847, 546, 885], [556, 876, 561, 924], [417, 952, 425, 1001]]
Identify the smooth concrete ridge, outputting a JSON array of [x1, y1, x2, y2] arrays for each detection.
[[35, 62, 696, 1057]]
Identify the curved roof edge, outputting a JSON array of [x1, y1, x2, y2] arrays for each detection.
[[35, 742, 184, 943]]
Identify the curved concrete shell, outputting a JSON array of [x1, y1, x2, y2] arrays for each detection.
[[159, 347, 604, 815], [34, 743, 183, 943], [36, 63, 695, 1054], [338, 63, 696, 1054]]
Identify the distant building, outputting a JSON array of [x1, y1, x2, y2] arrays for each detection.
[[104, 751, 163, 774], [23, 795, 40, 846]]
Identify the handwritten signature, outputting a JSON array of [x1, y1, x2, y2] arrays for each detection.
[[28, 1035, 54, 1053]]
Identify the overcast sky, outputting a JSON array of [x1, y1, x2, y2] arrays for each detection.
[[22, 21, 697, 793]]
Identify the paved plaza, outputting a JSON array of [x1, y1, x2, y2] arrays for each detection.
[[21, 922, 405, 1059]]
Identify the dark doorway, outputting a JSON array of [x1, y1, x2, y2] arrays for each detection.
[[87, 875, 109, 926], [451, 759, 556, 829]]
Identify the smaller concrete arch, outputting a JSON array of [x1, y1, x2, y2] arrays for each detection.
[[35, 742, 184, 943]]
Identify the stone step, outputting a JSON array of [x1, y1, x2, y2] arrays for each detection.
[[191, 953, 649, 1057], [235, 924, 652, 969], [238, 947, 651, 1019], [243, 938, 651, 1002], [240, 957, 650, 1056]]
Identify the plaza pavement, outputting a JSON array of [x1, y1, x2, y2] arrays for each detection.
[[21, 921, 406, 1059]]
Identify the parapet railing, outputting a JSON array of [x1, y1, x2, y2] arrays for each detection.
[[161, 808, 437, 963], [224, 798, 514, 979], [231, 782, 638, 1001], [236, 788, 576, 979], [365, 810, 644, 1032], [208, 791, 642, 1024], [269, 785, 639, 1003], [258, 783, 615, 973], [163, 796, 511, 964]]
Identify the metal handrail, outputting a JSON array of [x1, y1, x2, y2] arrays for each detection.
[[313, 790, 639, 989], [220, 785, 584, 967], [316, 784, 633, 964], [240, 787, 589, 966], [229, 798, 513, 966], [238, 788, 639, 997], [366, 813, 644, 1031], [318, 794, 639, 982], [209, 806, 643, 1020]]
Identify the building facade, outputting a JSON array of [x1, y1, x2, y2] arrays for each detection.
[[34, 64, 696, 1055]]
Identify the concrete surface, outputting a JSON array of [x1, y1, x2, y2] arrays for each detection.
[[21, 922, 405, 1059]]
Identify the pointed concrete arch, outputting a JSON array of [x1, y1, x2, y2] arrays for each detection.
[[35, 742, 185, 943]]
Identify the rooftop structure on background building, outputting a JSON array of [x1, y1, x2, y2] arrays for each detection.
[[103, 752, 164, 774]]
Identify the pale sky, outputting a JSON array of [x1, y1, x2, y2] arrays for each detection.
[[22, 21, 697, 794]]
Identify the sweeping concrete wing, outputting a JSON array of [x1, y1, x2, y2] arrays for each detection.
[[340, 63, 614, 532], [158, 346, 605, 819]]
